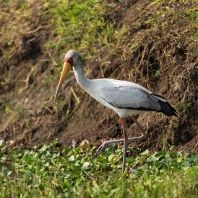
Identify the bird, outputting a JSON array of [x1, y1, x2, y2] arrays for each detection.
[[54, 50, 177, 173]]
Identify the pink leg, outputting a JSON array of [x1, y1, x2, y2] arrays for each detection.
[[130, 115, 146, 140], [120, 118, 128, 172], [94, 115, 146, 172]]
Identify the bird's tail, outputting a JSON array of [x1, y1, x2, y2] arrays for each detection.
[[151, 93, 178, 117]]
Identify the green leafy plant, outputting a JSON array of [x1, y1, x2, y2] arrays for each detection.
[[0, 140, 198, 197]]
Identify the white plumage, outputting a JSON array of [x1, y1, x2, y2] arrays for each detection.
[[55, 50, 177, 173]]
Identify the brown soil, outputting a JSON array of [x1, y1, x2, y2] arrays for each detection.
[[0, 0, 197, 153]]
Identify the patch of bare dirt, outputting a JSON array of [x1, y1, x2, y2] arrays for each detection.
[[0, 0, 197, 154]]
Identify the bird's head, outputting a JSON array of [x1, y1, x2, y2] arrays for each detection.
[[54, 50, 81, 103]]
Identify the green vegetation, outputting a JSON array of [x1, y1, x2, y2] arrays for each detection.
[[0, 0, 198, 197], [45, 0, 127, 57], [0, 140, 198, 197]]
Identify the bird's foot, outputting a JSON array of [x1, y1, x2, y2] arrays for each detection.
[[93, 141, 109, 158]]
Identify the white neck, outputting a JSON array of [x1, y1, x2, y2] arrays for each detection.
[[73, 61, 91, 92]]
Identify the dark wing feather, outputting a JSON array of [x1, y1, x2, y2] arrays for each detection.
[[151, 93, 177, 116]]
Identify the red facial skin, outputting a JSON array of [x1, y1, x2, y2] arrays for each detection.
[[64, 57, 73, 66]]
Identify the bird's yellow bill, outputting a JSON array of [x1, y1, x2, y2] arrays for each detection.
[[54, 62, 71, 103]]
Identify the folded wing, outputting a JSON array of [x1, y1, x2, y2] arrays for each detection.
[[99, 86, 161, 111]]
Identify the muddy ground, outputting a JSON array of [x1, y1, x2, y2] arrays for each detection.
[[0, 0, 197, 154]]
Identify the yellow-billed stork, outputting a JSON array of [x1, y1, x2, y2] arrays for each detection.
[[55, 50, 177, 172]]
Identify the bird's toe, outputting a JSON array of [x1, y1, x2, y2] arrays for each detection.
[[93, 142, 108, 158]]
